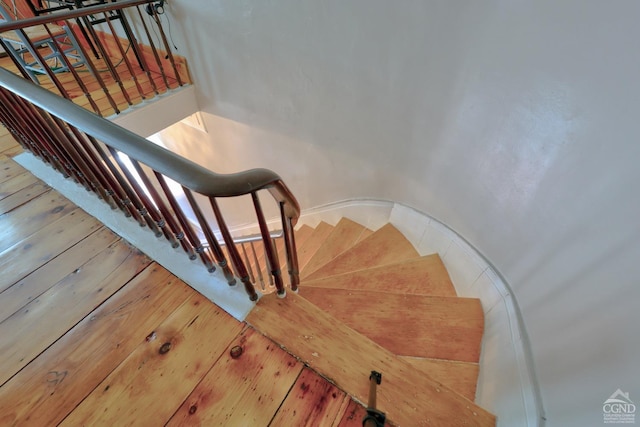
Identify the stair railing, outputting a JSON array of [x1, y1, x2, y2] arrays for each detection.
[[0, 0, 186, 117], [0, 67, 300, 300]]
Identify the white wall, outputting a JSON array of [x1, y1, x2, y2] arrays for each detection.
[[155, 1, 640, 425]]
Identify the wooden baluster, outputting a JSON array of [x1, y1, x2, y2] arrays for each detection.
[[252, 192, 285, 297], [250, 241, 266, 291], [100, 12, 146, 101], [129, 159, 183, 248], [49, 115, 116, 202], [135, 6, 171, 91], [182, 187, 236, 286], [85, 135, 146, 224], [80, 16, 133, 107], [42, 21, 101, 115], [148, 6, 183, 86], [132, 6, 160, 95], [153, 173, 204, 265], [210, 198, 257, 301], [64, 126, 129, 212], [280, 202, 300, 292], [106, 147, 163, 236], [241, 243, 256, 285], [15, 26, 70, 99], [13, 97, 80, 182]]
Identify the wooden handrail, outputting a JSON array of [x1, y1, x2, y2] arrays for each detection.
[[0, 68, 300, 217], [0, 0, 149, 32], [1, 0, 187, 117], [0, 67, 301, 300]]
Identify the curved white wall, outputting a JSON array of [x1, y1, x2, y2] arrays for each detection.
[[153, 1, 640, 425]]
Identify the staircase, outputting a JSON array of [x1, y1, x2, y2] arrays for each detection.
[[244, 218, 496, 426]]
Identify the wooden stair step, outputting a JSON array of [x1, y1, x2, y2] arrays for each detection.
[[301, 254, 457, 297], [301, 218, 370, 279], [298, 287, 484, 363], [400, 357, 479, 401], [304, 223, 420, 280], [247, 292, 495, 426], [296, 221, 334, 273]]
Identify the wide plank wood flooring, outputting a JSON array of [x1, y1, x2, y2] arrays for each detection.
[[0, 127, 379, 425]]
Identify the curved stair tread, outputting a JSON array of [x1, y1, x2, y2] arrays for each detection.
[[298, 287, 484, 362], [296, 221, 334, 272], [246, 224, 314, 284], [304, 223, 420, 280], [247, 292, 495, 426], [301, 218, 370, 279], [301, 254, 457, 297], [400, 357, 479, 401]]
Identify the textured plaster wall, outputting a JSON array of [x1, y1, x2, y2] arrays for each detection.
[[154, 1, 640, 425]]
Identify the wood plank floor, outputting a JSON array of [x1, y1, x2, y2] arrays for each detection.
[[0, 128, 384, 425]]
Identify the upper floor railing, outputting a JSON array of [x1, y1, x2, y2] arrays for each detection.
[[0, 67, 301, 300], [0, 0, 187, 117]]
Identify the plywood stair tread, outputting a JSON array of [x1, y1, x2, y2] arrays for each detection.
[[304, 223, 420, 281], [247, 292, 495, 426], [301, 218, 370, 279], [298, 287, 484, 362], [301, 254, 457, 297]]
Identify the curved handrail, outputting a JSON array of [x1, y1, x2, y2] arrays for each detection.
[[0, 68, 300, 219], [0, 66, 300, 300], [0, 0, 149, 32]]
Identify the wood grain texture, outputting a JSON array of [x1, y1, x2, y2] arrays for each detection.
[[270, 368, 347, 427], [0, 239, 151, 385], [400, 357, 479, 401], [0, 191, 76, 253], [0, 265, 192, 426], [335, 398, 395, 427], [0, 156, 27, 185], [297, 221, 335, 273], [0, 180, 50, 215], [60, 293, 244, 426], [0, 170, 41, 201], [298, 287, 484, 362], [247, 292, 495, 427], [168, 327, 303, 426], [0, 209, 103, 293], [0, 227, 118, 323], [304, 224, 420, 280], [301, 254, 457, 297], [301, 218, 370, 279]]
